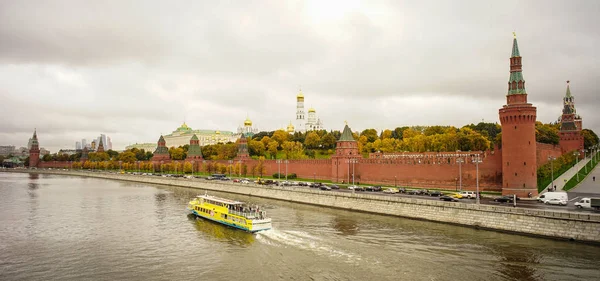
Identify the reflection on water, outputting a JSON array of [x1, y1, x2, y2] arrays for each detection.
[[332, 216, 359, 236], [28, 173, 39, 180], [187, 214, 255, 246], [492, 245, 542, 281]]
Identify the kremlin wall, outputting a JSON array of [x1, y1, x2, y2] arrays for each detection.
[[26, 36, 584, 197]]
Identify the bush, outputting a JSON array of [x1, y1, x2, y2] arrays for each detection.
[[272, 173, 297, 179]]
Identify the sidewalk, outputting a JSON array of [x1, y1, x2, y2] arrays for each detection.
[[543, 156, 593, 192]]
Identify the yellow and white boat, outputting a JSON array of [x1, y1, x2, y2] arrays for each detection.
[[187, 194, 272, 233]]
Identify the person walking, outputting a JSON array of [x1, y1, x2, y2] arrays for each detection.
[[594, 176, 596, 182]]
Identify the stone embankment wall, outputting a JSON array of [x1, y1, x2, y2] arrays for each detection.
[[8, 170, 600, 243]]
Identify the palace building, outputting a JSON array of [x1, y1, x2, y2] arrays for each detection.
[[126, 122, 239, 151]]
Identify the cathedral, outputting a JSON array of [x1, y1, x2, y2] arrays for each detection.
[[295, 89, 324, 132]]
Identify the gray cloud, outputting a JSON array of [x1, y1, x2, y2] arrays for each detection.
[[0, 0, 599, 151]]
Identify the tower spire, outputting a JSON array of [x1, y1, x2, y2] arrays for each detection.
[[507, 33, 526, 97], [565, 80, 572, 98]]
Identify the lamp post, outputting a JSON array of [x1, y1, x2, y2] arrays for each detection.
[[346, 159, 358, 185], [228, 160, 233, 177], [573, 151, 580, 182], [472, 154, 482, 204], [456, 158, 464, 192], [584, 149, 588, 173], [548, 156, 555, 191], [276, 159, 282, 180], [455, 177, 458, 191], [284, 160, 289, 181]]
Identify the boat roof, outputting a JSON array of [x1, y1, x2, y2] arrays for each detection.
[[197, 194, 244, 205]]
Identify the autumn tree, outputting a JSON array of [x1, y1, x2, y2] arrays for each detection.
[[304, 131, 321, 149], [582, 129, 599, 149], [254, 156, 267, 177], [267, 141, 278, 159], [271, 130, 290, 146], [248, 140, 266, 156]]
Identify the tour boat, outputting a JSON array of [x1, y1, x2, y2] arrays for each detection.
[[187, 194, 272, 233]]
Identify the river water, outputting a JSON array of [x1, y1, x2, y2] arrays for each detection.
[[0, 172, 599, 281]]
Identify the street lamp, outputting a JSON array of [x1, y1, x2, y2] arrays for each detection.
[[548, 156, 555, 191], [456, 158, 464, 192], [584, 149, 588, 173], [346, 159, 358, 185], [276, 159, 282, 180], [472, 154, 482, 204], [573, 151, 580, 182], [284, 160, 289, 181]]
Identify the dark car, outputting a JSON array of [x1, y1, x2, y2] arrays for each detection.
[[364, 186, 374, 191], [320, 185, 332, 191], [372, 186, 383, 192], [429, 191, 443, 197], [398, 188, 407, 193], [440, 195, 459, 202], [330, 184, 340, 189], [354, 186, 365, 192], [494, 196, 515, 203], [503, 194, 521, 200], [407, 189, 419, 195]]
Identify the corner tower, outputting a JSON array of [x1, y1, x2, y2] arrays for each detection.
[[186, 134, 203, 160], [235, 134, 250, 161], [499, 34, 538, 197], [151, 135, 171, 161], [331, 123, 360, 183], [29, 129, 40, 168], [558, 81, 584, 155]]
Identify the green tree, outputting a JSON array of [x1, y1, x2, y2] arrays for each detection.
[[360, 129, 378, 143], [267, 141, 278, 158], [169, 147, 185, 160], [321, 133, 336, 149], [248, 140, 266, 156], [304, 131, 321, 149], [271, 130, 290, 146], [535, 121, 560, 145], [118, 151, 137, 163], [582, 129, 599, 149], [254, 156, 267, 177]]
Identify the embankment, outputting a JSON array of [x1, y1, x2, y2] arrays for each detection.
[[6, 170, 600, 243]]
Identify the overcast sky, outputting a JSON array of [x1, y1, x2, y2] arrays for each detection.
[[1, 0, 599, 152]]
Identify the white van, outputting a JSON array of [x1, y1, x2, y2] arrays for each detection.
[[459, 191, 477, 199], [537, 191, 568, 203]]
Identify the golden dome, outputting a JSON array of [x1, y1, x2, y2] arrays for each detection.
[[308, 107, 316, 113], [297, 90, 304, 101], [287, 121, 295, 133], [215, 130, 221, 135], [244, 117, 252, 126]]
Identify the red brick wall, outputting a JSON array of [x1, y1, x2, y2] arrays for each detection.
[[559, 131, 584, 156], [536, 142, 562, 167], [353, 151, 502, 191], [38, 161, 73, 168]]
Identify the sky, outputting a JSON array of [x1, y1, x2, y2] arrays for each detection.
[[0, 0, 599, 152]]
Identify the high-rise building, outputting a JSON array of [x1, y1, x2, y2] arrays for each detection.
[[0, 146, 16, 156], [107, 136, 112, 150], [82, 139, 87, 149], [76, 141, 82, 150]]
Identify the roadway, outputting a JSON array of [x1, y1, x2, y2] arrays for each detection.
[[567, 161, 600, 207]]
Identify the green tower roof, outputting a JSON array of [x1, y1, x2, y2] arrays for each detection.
[[158, 135, 165, 143], [511, 37, 520, 57], [339, 124, 355, 141], [565, 83, 572, 98], [191, 134, 199, 141]]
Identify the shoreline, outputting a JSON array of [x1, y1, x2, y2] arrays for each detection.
[[3, 169, 600, 244]]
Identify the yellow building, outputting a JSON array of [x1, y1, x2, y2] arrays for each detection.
[[126, 122, 239, 151]]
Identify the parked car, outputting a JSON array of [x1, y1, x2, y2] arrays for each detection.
[[372, 186, 383, 192], [320, 185, 332, 191], [329, 184, 340, 189], [494, 196, 515, 203], [233, 179, 240, 183], [429, 191, 443, 197], [537, 192, 567, 203], [347, 185, 359, 190], [364, 186, 374, 192], [398, 188, 407, 193], [459, 191, 477, 199], [439, 195, 459, 202], [383, 188, 399, 194], [451, 193, 463, 199], [545, 198, 567, 206], [240, 180, 250, 184]]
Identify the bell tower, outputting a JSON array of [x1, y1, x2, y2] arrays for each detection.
[[558, 81, 584, 156], [498, 33, 538, 197]]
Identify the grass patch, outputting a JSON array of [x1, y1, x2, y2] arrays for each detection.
[[563, 153, 599, 191]]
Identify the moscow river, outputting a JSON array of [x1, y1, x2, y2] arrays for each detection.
[[1, 172, 599, 281]]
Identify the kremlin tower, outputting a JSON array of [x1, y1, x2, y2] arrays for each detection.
[[499, 34, 538, 197], [558, 81, 584, 156], [28, 129, 40, 168]]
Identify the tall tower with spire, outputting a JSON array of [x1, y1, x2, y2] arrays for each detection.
[[28, 129, 40, 168], [97, 137, 105, 153], [235, 134, 250, 161], [296, 89, 305, 132], [499, 34, 538, 197], [559, 81, 584, 156]]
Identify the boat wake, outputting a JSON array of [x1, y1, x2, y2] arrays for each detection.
[[256, 228, 361, 263]]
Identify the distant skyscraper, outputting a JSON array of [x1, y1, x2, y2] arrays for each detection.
[[82, 139, 87, 149], [107, 136, 112, 150], [76, 141, 82, 150]]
